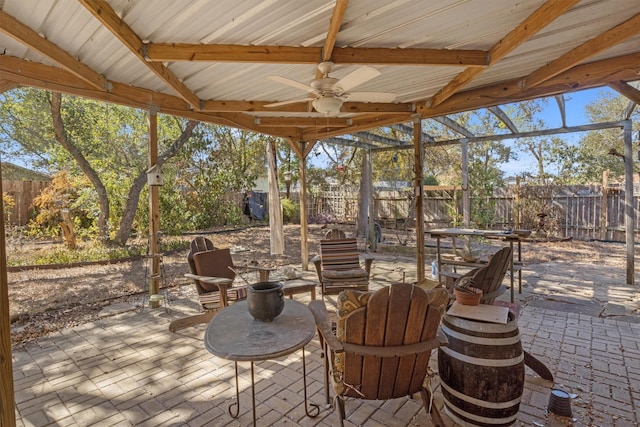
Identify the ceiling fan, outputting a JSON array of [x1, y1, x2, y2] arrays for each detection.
[[265, 61, 396, 115]]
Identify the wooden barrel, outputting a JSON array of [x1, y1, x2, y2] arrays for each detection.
[[438, 313, 525, 427]]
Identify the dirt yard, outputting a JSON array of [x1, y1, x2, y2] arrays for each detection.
[[6, 223, 634, 347]]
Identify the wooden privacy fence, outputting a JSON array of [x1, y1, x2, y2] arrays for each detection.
[[305, 184, 640, 242], [2, 180, 49, 226], [4, 180, 638, 242]]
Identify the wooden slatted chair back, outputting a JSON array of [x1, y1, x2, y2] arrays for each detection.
[[319, 238, 361, 271], [325, 229, 346, 239], [473, 246, 512, 304], [341, 283, 445, 400], [187, 236, 215, 282], [192, 248, 236, 294]]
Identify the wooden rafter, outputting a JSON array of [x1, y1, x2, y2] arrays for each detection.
[[524, 13, 640, 88], [303, 113, 412, 140], [331, 47, 487, 67], [78, 0, 201, 109], [201, 100, 312, 113], [313, 0, 349, 80], [608, 80, 640, 105], [0, 10, 107, 91], [144, 44, 322, 64], [323, 0, 349, 62], [256, 116, 353, 128], [428, 0, 579, 108], [143, 43, 488, 67], [302, 141, 316, 159], [419, 53, 640, 118], [199, 99, 414, 114], [1, 46, 639, 143], [0, 80, 17, 94]]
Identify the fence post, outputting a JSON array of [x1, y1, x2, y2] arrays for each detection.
[[600, 170, 609, 241], [513, 177, 520, 229]]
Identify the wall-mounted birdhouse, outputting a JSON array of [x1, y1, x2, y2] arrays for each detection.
[[146, 164, 164, 186]]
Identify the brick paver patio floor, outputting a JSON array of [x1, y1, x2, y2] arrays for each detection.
[[11, 256, 640, 426]]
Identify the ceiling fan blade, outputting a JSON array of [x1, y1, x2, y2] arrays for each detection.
[[267, 75, 313, 93], [343, 91, 396, 103], [264, 97, 313, 108], [334, 66, 381, 92]]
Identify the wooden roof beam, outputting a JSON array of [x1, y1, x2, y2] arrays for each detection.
[[0, 56, 301, 138], [323, 0, 349, 63], [0, 10, 107, 91], [418, 53, 640, 118], [255, 116, 353, 128], [608, 80, 640, 105], [143, 44, 488, 66], [0, 80, 17, 95], [79, 0, 201, 109], [428, 0, 579, 108], [303, 113, 412, 140], [200, 100, 414, 114], [523, 13, 640, 89], [314, 0, 349, 80], [2, 45, 639, 143]]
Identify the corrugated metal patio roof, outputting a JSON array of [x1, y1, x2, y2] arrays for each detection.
[[0, 0, 638, 149]]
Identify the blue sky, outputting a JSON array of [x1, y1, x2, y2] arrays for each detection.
[[496, 86, 615, 176], [308, 86, 614, 174]]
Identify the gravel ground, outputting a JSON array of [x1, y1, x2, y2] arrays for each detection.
[[6, 223, 631, 347]]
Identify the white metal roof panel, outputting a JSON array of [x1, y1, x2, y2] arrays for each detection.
[[0, 0, 638, 136]]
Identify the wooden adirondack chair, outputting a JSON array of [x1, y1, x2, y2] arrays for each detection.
[[309, 284, 448, 427], [451, 246, 512, 304], [168, 237, 273, 332], [324, 228, 346, 239]]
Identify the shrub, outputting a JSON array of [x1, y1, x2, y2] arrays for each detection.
[[281, 198, 299, 223]]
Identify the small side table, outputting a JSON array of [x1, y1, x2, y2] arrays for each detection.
[[204, 300, 320, 426], [282, 278, 317, 300]]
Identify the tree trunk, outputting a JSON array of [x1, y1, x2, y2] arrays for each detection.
[[356, 152, 370, 239], [52, 92, 199, 246], [50, 92, 110, 241], [58, 209, 77, 249], [112, 119, 199, 245]]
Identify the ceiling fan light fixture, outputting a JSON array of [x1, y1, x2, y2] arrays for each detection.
[[312, 96, 343, 115]]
